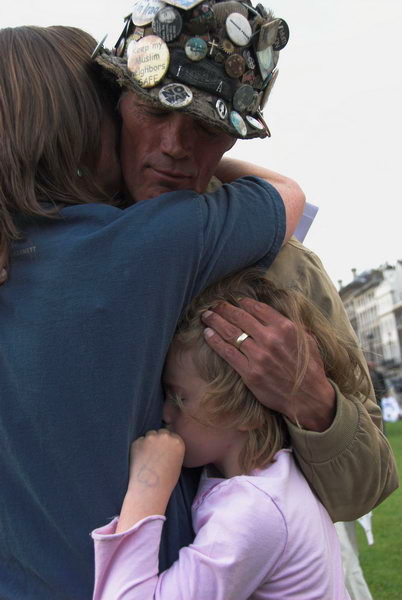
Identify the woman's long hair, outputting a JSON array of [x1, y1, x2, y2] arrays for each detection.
[[0, 26, 117, 268]]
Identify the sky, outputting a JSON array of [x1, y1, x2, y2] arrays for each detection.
[[4, 0, 402, 288]]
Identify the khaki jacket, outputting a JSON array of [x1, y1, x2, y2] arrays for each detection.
[[266, 238, 399, 521]]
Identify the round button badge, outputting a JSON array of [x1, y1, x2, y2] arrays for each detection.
[[224, 53, 246, 78], [128, 35, 170, 88], [216, 99, 228, 119], [185, 37, 208, 61], [225, 13, 252, 47], [230, 111, 247, 137], [246, 115, 264, 130], [152, 6, 183, 42], [131, 0, 166, 27], [273, 19, 290, 51], [232, 84, 254, 113], [159, 83, 193, 108]]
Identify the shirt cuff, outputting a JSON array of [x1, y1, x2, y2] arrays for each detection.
[[92, 514, 166, 540]]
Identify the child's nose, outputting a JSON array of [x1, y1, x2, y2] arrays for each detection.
[[163, 400, 173, 424]]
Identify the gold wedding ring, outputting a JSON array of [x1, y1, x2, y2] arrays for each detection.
[[235, 332, 249, 349]]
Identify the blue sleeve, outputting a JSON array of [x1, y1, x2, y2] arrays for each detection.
[[192, 176, 285, 296], [116, 175, 284, 307]]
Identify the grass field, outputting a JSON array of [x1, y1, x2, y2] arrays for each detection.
[[356, 419, 402, 600]]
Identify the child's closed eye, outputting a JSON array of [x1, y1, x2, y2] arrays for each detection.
[[165, 389, 185, 409]]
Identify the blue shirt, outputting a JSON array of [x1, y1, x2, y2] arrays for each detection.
[[0, 178, 284, 599]]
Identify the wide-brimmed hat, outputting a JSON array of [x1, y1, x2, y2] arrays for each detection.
[[95, 0, 289, 139]]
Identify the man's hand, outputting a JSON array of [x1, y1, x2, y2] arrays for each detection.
[[202, 298, 336, 432], [0, 268, 7, 285], [116, 430, 185, 533]]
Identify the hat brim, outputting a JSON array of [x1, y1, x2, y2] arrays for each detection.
[[96, 51, 267, 140]]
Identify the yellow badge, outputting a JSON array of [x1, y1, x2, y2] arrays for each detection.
[[127, 35, 170, 88]]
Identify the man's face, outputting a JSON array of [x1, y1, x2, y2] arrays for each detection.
[[119, 91, 236, 203]]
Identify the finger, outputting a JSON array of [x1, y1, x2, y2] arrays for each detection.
[[204, 327, 254, 378], [203, 302, 270, 345], [201, 309, 251, 347], [238, 297, 287, 326], [0, 268, 7, 285]]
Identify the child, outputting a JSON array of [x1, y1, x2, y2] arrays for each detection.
[[92, 270, 370, 599]]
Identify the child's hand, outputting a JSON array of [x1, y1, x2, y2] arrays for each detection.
[[116, 430, 185, 533], [128, 429, 185, 494]]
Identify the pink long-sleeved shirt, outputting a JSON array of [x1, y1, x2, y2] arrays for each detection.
[[92, 450, 349, 599]]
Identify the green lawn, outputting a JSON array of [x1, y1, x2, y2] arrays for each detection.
[[356, 420, 402, 600]]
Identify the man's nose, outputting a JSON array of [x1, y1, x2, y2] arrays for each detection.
[[160, 114, 194, 159]]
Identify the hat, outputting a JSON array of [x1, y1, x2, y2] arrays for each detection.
[[95, 0, 289, 139]]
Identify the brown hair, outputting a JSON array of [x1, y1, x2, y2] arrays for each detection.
[[174, 269, 371, 474], [0, 25, 118, 269]]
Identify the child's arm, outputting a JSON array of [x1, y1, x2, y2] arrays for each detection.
[[116, 429, 185, 533], [92, 462, 286, 600]]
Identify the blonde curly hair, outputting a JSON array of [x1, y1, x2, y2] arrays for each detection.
[[173, 269, 371, 474]]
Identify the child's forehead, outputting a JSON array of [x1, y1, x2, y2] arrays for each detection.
[[165, 342, 201, 379]]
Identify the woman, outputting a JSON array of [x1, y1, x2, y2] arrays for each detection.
[[0, 26, 302, 600]]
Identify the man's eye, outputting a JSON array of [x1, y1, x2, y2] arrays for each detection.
[[143, 108, 168, 118], [197, 121, 221, 138]]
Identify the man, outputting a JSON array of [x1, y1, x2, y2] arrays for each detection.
[[96, 0, 398, 521]]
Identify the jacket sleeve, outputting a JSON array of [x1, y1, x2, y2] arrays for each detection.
[[265, 238, 399, 521]]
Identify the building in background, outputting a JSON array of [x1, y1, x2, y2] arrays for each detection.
[[339, 262, 402, 392]]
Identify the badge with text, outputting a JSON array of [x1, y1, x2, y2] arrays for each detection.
[[131, 0, 166, 26], [163, 0, 204, 9], [159, 83, 193, 107], [152, 6, 183, 42], [225, 13, 252, 46], [273, 19, 290, 51], [128, 35, 170, 87]]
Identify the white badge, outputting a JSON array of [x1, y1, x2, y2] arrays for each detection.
[[131, 0, 166, 26], [225, 13, 252, 47]]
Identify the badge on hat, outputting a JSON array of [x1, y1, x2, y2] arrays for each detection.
[[159, 83, 193, 107], [131, 0, 166, 27], [273, 19, 290, 51], [152, 6, 183, 42], [185, 37, 208, 61], [256, 45, 274, 80], [163, 0, 205, 9], [216, 98, 228, 119], [230, 110, 247, 136], [225, 13, 252, 46], [128, 35, 170, 88], [233, 84, 254, 113]]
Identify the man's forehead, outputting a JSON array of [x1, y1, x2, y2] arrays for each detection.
[[121, 89, 233, 137]]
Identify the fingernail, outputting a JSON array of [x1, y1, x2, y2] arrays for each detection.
[[204, 327, 215, 339], [202, 310, 213, 319]]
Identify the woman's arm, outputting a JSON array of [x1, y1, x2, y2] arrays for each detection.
[[215, 158, 305, 245]]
